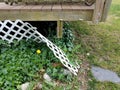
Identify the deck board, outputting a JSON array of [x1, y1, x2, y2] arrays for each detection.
[[71, 4, 94, 10], [41, 4, 53, 11], [31, 5, 43, 11], [0, 3, 14, 10], [21, 5, 34, 11], [0, 3, 94, 11], [62, 4, 72, 11], [11, 5, 25, 11], [0, 2, 94, 21], [52, 4, 62, 11]]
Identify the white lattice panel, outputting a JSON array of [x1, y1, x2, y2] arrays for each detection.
[[0, 20, 79, 75]]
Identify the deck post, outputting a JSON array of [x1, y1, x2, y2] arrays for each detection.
[[92, 0, 105, 23], [57, 20, 63, 38], [101, 0, 112, 21]]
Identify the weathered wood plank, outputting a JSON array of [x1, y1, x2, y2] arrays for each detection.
[[92, 0, 105, 23], [57, 20, 63, 38], [41, 4, 53, 11], [62, 4, 72, 11], [0, 11, 93, 21], [0, 2, 4, 5], [11, 5, 25, 11], [0, 3, 25, 11], [52, 4, 62, 11], [31, 5, 43, 11], [0, 2, 94, 21], [101, 0, 112, 21], [0, 3, 94, 11], [71, 4, 94, 10], [0, 3, 14, 10], [21, 5, 34, 11]]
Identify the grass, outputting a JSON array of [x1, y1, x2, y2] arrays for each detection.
[[89, 0, 120, 75], [70, 0, 120, 89]]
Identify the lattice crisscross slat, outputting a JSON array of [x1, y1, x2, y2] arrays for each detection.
[[0, 20, 79, 75]]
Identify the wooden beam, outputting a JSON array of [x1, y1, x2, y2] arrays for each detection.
[[0, 3, 94, 11], [101, 0, 112, 21], [57, 20, 63, 38], [0, 3, 94, 21], [92, 0, 105, 23], [0, 11, 93, 21]]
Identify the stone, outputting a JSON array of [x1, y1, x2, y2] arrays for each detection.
[[86, 53, 90, 56], [63, 69, 72, 76], [21, 82, 29, 90], [33, 82, 42, 90], [43, 73, 52, 82], [37, 82, 42, 89], [91, 66, 120, 83]]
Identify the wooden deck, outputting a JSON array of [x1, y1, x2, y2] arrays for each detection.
[[0, 3, 94, 21], [0, 0, 112, 38]]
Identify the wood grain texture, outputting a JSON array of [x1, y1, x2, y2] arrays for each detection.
[[52, 4, 62, 11], [41, 4, 53, 11], [62, 4, 72, 11], [0, 1, 111, 22], [57, 20, 63, 38], [0, 11, 93, 21], [92, 0, 105, 23], [0, 3, 94, 11], [31, 5, 43, 11], [101, 0, 112, 21], [0, 3, 14, 10]]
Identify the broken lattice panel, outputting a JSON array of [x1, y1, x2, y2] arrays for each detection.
[[0, 20, 79, 75]]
